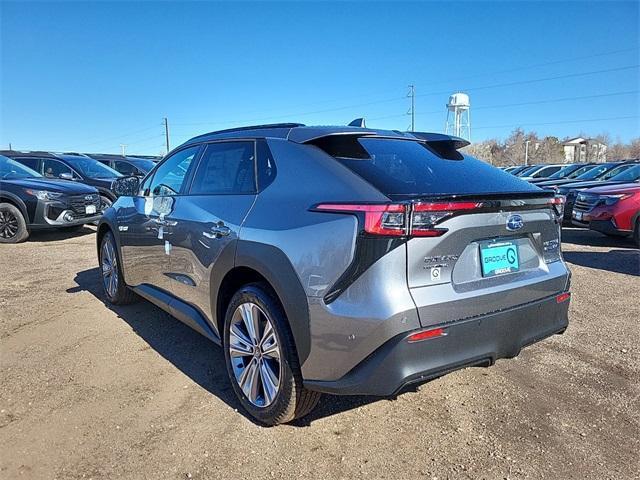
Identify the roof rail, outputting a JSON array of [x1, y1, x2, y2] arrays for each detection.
[[192, 123, 305, 139]]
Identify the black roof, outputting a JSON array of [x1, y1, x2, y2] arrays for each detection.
[[180, 123, 469, 150], [0, 150, 60, 159]]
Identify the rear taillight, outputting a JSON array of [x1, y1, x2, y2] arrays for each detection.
[[314, 204, 406, 236], [314, 201, 483, 237], [556, 292, 571, 303], [412, 202, 482, 236], [548, 195, 565, 217]]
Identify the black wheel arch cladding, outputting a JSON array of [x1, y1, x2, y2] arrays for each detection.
[[234, 240, 312, 365]]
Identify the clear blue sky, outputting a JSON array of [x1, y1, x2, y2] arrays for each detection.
[[1, 1, 638, 155]]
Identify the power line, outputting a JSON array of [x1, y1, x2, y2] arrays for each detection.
[[473, 115, 639, 131], [368, 90, 639, 121], [415, 65, 640, 98], [415, 47, 638, 88]]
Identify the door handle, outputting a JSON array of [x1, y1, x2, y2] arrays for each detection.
[[203, 222, 231, 239], [152, 218, 177, 227]]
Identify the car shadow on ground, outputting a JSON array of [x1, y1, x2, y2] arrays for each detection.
[[561, 228, 635, 249], [563, 249, 640, 276], [28, 225, 96, 243], [561, 228, 639, 276], [68, 267, 387, 426]]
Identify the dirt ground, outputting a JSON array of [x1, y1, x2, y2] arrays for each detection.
[[1, 226, 639, 480]]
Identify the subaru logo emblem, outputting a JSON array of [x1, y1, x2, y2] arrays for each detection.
[[506, 214, 524, 231]]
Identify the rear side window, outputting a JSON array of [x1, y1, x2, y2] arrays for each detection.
[[316, 137, 539, 197], [16, 157, 39, 171], [190, 141, 256, 194]]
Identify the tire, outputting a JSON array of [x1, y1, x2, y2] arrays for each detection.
[[223, 283, 321, 426], [99, 231, 138, 304], [0, 202, 29, 243]]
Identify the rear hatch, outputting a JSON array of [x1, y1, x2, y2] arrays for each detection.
[[316, 135, 568, 327]]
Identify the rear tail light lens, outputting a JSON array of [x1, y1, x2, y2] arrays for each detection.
[[314, 201, 483, 237], [556, 292, 571, 303], [412, 202, 482, 237], [314, 204, 406, 236], [548, 195, 565, 217]]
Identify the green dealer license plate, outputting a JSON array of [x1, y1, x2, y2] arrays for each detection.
[[480, 241, 520, 277]]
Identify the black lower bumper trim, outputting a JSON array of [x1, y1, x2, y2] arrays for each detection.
[[304, 294, 570, 396]]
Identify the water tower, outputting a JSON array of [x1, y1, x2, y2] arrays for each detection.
[[445, 93, 471, 140]]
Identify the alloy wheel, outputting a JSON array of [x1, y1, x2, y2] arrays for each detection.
[[228, 302, 282, 408], [0, 209, 19, 239], [101, 238, 119, 298]]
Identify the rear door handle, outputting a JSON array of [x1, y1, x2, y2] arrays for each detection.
[[203, 222, 231, 239]]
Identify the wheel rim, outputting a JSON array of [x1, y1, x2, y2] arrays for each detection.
[[101, 238, 119, 298], [100, 197, 112, 212], [229, 302, 282, 408], [0, 209, 19, 239]]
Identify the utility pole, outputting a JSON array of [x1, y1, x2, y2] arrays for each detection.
[[8, 142, 12, 150], [407, 85, 415, 132], [164, 117, 170, 153], [524, 140, 530, 166], [120, 144, 127, 156]]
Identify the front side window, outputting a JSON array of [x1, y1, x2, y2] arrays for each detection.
[[190, 141, 256, 194], [64, 157, 122, 179], [43, 159, 74, 178], [148, 146, 199, 196], [115, 160, 137, 176]]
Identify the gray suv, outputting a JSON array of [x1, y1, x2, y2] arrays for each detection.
[[97, 123, 571, 425]]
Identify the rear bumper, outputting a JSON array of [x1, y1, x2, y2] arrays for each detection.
[[304, 293, 570, 396]]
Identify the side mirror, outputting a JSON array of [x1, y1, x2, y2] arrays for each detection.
[[59, 172, 74, 180], [112, 175, 140, 197]]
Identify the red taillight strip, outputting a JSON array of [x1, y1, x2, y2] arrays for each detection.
[[556, 292, 571, 303], [548, 196, 565, 206], [407, 327, 447, 343], [414, 201, 483, 211]]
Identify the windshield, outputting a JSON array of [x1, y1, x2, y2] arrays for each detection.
[[130, 159, 155, 173], [64, 156, 122, 178], [516, 166, 539, 176], [548, 164, 580, 179], [0, 155, 43, 179], [609, 165, 640, 182], [566, 165, 595, 178], [575, 164, 616, 180], [599, 163, 635, 180]]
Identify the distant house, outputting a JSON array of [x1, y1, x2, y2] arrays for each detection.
[[562, 137, 607, 163]]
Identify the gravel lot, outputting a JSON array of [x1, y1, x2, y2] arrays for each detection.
[[1, 227, 638, 480]]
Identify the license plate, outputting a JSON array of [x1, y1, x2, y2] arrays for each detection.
[[85, 205, 97, 214], [480, 241, 520, 277]]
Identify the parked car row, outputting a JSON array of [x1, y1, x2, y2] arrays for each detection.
[[0, 150, 161, 243], [502, 160, 640, 245]]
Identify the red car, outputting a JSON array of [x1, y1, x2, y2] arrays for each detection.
[[571, 182, 640, 246]]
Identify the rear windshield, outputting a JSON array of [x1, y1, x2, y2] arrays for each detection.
[[319, 137, 540, 197], [575, 164, 617, 180]]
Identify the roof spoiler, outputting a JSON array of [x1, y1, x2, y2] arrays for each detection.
[[409, 132, 469, 160]]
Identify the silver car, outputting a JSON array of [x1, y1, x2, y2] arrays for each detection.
[[97, 123, 571, 425]]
